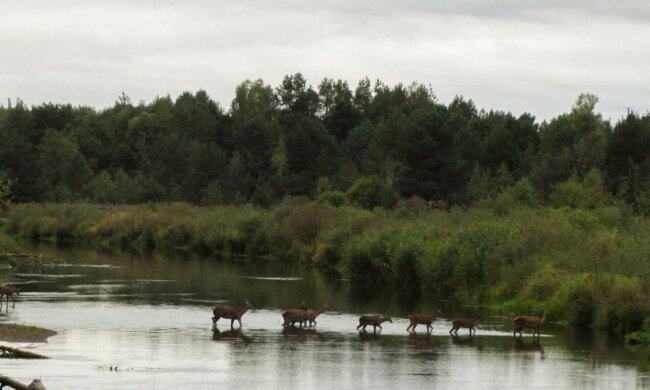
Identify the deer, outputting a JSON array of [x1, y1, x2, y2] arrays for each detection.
[[282, 309, 308, 327], [514, 310, 546, 339], [357, 315, 392, 333], [406, 309, 442, 334], [0, 284, 21, 309], [449, 317, 480, 336], [211, 301, 253, 329], [307, 303, 328, 327]]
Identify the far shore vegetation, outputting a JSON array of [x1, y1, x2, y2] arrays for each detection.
[[1, 74, 650, 342]]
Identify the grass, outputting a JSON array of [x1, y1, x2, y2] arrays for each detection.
[[3, 199, 650, 339], [0, 323, 57, 343]]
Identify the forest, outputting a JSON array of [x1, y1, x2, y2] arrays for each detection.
[[2, 74, 650, 338], [1, 73, 649, 212]]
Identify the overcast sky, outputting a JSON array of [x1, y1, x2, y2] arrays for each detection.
[[1, 0, 649, 121]]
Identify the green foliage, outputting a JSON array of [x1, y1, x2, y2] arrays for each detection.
[[443, 223, 519, 290], [347, 176, 398, 210], [550, 169, 606, 209], [317, 191, 348, 207], [0, 82, 648, 213], [342, 222, 440, 295], [0, 170, 15, 211], [551, 274, 597, 326], [625, 318, 650, 344], [501, 299, 546, 318]]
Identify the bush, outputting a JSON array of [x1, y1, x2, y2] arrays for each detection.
[[551, 274, 597, 326], [625, 318, 650, 344], [317, 191, 348, 207], [520, 264, 565, 301], [342, 223, 439, 295], [347, 176, 399, 210], [597, 275, 646, 334]]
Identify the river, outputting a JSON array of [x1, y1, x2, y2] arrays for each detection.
[[2, 242, 650, 389]]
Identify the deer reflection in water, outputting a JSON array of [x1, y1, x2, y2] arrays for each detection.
[[212, 328, 253, 344], [281, 326, 322, 342], [514, 337, 544, 359], [450, 334, 477, 348], [407, 332, 434, 349]]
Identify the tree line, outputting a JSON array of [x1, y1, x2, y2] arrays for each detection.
[[1, 73, 649, 213]]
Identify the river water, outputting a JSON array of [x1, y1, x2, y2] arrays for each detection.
[[2, 243, 650, 389]]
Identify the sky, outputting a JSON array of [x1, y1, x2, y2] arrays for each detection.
[[1, 0, 649, 121]]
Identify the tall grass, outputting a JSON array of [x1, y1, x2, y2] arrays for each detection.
[[3, 200, 650, 336]]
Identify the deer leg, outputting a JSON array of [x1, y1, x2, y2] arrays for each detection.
[[356, 323, 362, 330], [238, 318, 242, 328]]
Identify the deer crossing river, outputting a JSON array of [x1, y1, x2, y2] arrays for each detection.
[[2, 243, 650, 389]]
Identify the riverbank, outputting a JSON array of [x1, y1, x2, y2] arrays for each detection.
[[0, 323, 56, 343], [2, 200, 650, 338]]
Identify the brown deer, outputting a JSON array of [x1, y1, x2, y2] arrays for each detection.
[[357, 315, 392, 333], [449, 317, 480, 336], [406, 309, 442, 334], [282, 309, 308, 327], [514, 310, 546, 339], [0, 284, 21, 308], [211, 301, 253, 329], [307, 303, 328, 327]]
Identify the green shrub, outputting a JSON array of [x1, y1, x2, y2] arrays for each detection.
[[551, 274, 597, 326], [625, 318, 650, 344], [347, 176, 399, 210], [317, 191, 348, 207], [597, 275, 646, 334], [520, 264, 565, 301]]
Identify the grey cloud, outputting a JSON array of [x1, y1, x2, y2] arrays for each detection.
[[1, 0, 649, 120]]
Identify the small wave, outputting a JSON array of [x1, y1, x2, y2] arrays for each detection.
[[49, 264, 126, 269], [238, 276, 303, 281], [13, 273, 85, 279]]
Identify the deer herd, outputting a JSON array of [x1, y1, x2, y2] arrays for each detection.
[[1, 281, 546, 341], [211, 300, 547, 341]]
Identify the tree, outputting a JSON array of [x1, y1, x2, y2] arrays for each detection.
[[37, 130, 93, 201], [536, 93, 608, 196], [347, 175, 399, 209], [606, 113, 650, 194], [276, 73, 320, 118], [0, 170, 15, 211]]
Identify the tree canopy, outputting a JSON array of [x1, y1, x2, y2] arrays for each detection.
[[1, 76, 649, 213]]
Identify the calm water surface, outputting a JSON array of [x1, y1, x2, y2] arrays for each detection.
[[2, 243, 650, 389]]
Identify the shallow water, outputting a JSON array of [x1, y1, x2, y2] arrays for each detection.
[[2, 243, 650, 389]]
